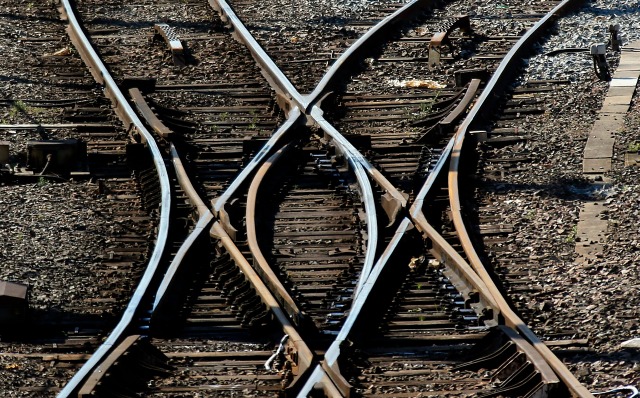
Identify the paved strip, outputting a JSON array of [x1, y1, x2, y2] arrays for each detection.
[[583, 42, 640, 174], [577, 40, 640, 261]]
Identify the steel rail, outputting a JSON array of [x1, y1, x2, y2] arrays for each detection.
[[446, 0, 594, 396], [211, 107, 303, 213], [208, 0, 409, 218], [131, 84, 317, 393], [151, 144, 214, 313], [199, 0, 388, 318], [129, 88, 174, 140], [168, 143, 209, 217], [199, 0, 567, 395], [308, 109, 380, 297], [57, 0, 172, 396], [210, 221, 315, 389], [297, 217, 414, 398], [408, 211, 561, 390], [310, 106, 407, 224], [208, 0, 307, 113], [303, 366, 344, 398], [246, 146, 307, 326]]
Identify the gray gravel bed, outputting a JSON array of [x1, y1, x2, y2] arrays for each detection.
[[473, 0, 640, 391], [0, 181, 139, 312]]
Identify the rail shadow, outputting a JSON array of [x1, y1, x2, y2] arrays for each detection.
[[0, 74, 95, 91], [556, 348, 640, 387], [475, 175, 605, 200], [0, 308, 115, 344]]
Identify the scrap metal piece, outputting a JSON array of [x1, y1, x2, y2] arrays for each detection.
[[609, 24, 621, 52], [429, 15, 472, 67], [154, 23, 185, 66], [591, 43, 611, 81], [0, 281, 28, 324]]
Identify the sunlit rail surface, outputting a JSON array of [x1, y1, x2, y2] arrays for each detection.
[[0, 0, 621, 396]]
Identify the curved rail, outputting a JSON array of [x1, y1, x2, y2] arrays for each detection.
[[57, 1, 172, 396], [129, 85, 317, 391], [308, 110, 381, 297], [151, 144, 214, 313], [446, 0, 594, 396], [310, 107, 407, 224], [212, 107, 303, 213], [209, 220, 315, 388], [246, 146, 307, 326], [297, 217, 413, 397], [208, 0, 411, 223]]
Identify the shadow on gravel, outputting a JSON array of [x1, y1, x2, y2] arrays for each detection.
[[0, 74, 94, 91], [558, 349, 640, 386], [0, 308, 115, 344], [479, 174, 608, 200], [587, 4, 640, 16]]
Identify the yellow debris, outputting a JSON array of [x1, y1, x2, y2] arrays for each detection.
[[50, 47, 72, 56], [392, 79, 446, 89]]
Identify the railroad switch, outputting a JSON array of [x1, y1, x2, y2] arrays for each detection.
[[609, 24, 622, 52], [153, 23, 185, 66], [590, 43, 611, 81]]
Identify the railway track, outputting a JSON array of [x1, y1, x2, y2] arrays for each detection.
[[0, 1, 162, 395], [251, 140, 367, 338], [1, 0, 636, 396]]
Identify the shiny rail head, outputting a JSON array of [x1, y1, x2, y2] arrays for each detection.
[[208, 222, 315, 385], [57, 1, 172, 396], [446, 1, 596, 396], [207, 0, 306, 112]]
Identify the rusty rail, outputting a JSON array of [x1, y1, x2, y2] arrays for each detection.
[[446, 0, 594, 396], [309, 107, 405, 298], [298, 217, 414, 397], [59, 0, 593, 394], [129, 88, 175, 140], [209, 221, 315, 390], [246, 146, 307, 326], [208, 0, 410, 238], [129, 81, 317, 393], [151, 144, 215, 316], [57, 0, 172, 396], [211, 107, 304, 213], [416, 79, 481, 142]]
